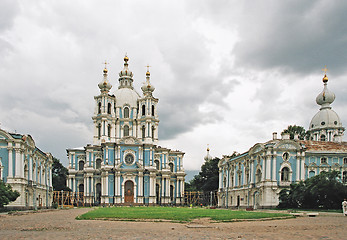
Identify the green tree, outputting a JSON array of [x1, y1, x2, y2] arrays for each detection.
[[0, 180, 20, 208], [190, 157, 220, 192], [278, 171, 347, 209], [281, 125, 308, 140], [52, 158, 70, 191]]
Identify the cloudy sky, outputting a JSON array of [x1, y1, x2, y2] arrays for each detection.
[[1, 0, 347, 170]]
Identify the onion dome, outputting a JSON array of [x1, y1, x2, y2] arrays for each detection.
[[204, 145, 213, 161], [119, 55, 134, 78], [98, 67, 112, 93], [141, 66, 155, 94], [315, 74, 335, 108]]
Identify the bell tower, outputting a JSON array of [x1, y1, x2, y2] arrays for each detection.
[[92, 63, 116, 145], [138, 66, 159, 144]]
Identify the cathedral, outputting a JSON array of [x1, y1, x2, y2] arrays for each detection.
[[218, 72, 347, 209], [0, 129, 53, 209], [66, 56, 185, 205]]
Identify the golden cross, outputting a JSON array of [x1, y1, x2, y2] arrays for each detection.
[[145, 64, 151, 72], [322, 65, 328, 74], [103, 60, 109, 69]]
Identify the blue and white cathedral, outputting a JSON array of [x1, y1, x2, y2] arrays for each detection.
[[218, 71, 347, 209], [67, 56, 185, 205]]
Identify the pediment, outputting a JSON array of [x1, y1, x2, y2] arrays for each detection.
[[119, 136, 140, 145]]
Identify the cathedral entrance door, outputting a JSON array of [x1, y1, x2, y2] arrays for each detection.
[[124, 181, 134, 203]]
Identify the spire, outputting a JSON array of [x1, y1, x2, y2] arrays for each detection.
[[141, 64, 155, 95], [118, 55, 134, 89], [98, 61, 112, 93]]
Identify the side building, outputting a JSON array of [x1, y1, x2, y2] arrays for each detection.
[[0, 128, 53, 209], [66, 56, 185, 206], [218, 72, 347, 209]]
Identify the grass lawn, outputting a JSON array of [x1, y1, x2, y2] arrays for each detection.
[[76, 207, 292, 222]]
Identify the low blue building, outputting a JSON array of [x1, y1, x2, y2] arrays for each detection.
[[67, 57, 185, 206], [0, 129, 53, 209], [218, 73, 347, 208]]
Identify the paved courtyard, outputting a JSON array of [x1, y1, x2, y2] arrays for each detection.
[[0, 208, 346, 239]]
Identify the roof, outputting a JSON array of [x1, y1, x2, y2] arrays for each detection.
[[299, 140, 347, 152]]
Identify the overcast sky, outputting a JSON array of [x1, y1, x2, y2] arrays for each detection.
[[1, 0, 347, 170]]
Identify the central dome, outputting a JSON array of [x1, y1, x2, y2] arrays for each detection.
[[309, 108, 342, 130], [114, 88, 140, 108]]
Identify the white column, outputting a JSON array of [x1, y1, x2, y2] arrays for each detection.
[[218, 169, 222, 189], [272, 155, 277, 181], [261, 157, 266, 181], [8, 148, 13, 178], [296, 156, 300, 181], [265, 156, 271, 180], [300, 157, 305, 180], [250, 160, 254, 184], [29, 156, 32, 181], [84, 177, 87, 195]]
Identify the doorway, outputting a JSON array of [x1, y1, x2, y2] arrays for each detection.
[[124, 181, 134, 203]]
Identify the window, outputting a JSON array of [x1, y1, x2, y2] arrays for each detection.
[[344, 158, 347, 164], [169, 163, 174, 172], [142, 105, 145, 116], [152, 126, 155, 140], [320, 134, 326, 141], [238, 174, 241, 186], [256, 169, 261, 183], [79, 161, 84, 171], [96, 159, 101, 169], [154, 160, 160, 170], [124, 154, 134, 165], [124, 125, 129, 137], [283, 152, 289, 161], [108, 124, 111, 137], [98, 102, 101, 114], [321, 157, 327, 164], [343, 171, 347, 183], [281, 167, 290, 181], [124, 107, 129, 118], [107, 103, 111, 114], [309, 170, 315, 178], [142, 126, 145, 139], [151, 105, 155, 116], [97, 124, 101, 139], [79, 184, 84, 193]]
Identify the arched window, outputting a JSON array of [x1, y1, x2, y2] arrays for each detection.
[[142, 125, 145, 139], [151, 105, 155, 116], [320, 134, 326, 141], [96, 159, 102, 169], [321, 157, 327, 164], [124, 107, 129, 118], [97, 124, 101, 139], [124, 125, 129, 137], [169, 163, 174, 172], [79, 184, 84, 193], [309, 171, 315, 178], [108, 124, 111, 137], [343, 171, 347, 183], [238, 174, 242, 186], [283, 152, 289, 161], [256, 169, 261, 183], [142, 105, 145, 116], [343, 158, 347, 164], [154, 160, 160, 170], [107, 103, 111, 114], [24, 164, 28, 180], [152, 126, 155, 140], [281, 167, 290, 181], [98, 102, 101, 114], [79, 161, 84, 171]]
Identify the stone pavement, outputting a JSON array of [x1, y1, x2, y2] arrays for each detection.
[[0, 208, 346, 239]]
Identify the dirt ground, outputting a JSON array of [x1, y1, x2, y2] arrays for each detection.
[[0, 208, 346, 240]]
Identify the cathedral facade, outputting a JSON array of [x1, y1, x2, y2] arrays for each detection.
[[0, 129, 53, 209], [218, 72, 347, 209], [67, 57, 185, 206]]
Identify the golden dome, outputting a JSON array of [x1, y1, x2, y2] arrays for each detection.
[[103, 68, 108, 74], [323, 74, 328, 83], [146, 71, 150, 76], [124, 56, 129, 62]]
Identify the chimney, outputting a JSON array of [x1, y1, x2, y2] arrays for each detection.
[[281, 132, 290, 140], [272, 132, 277, 140]]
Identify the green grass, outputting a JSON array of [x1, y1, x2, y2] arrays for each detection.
[[76, 207, 291, 222]]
